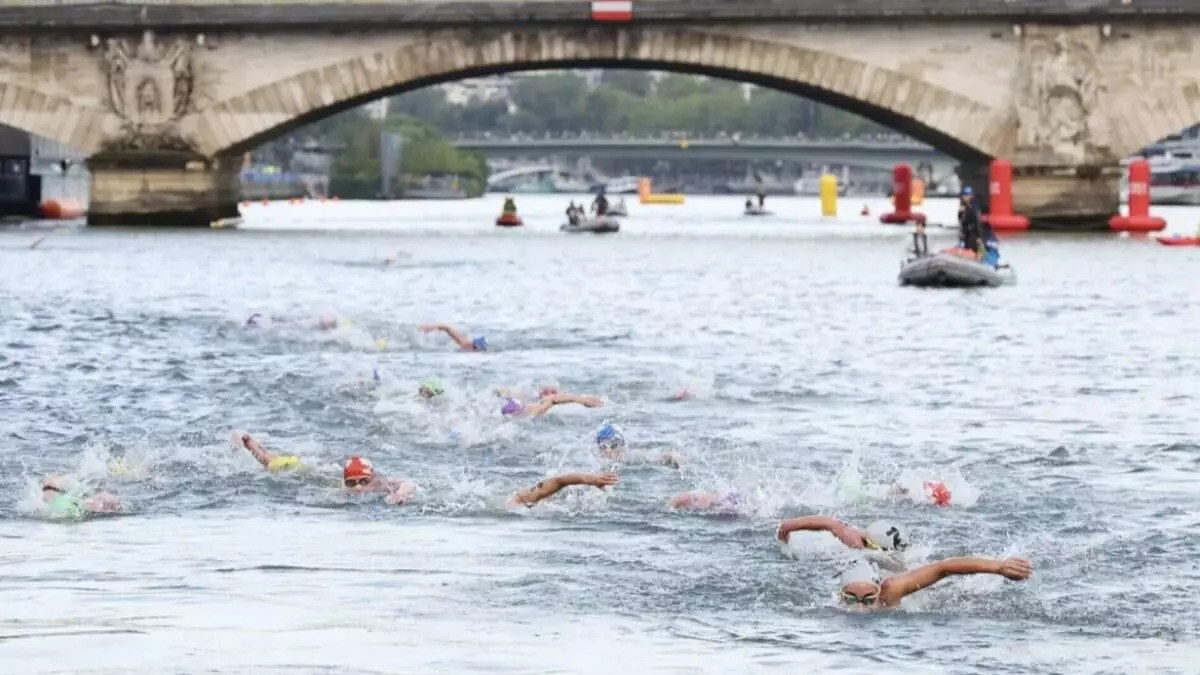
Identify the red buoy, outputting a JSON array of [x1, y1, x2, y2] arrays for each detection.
[[983, 159, 1029, 232], [1109, 159, 1166, 232], [880, 163, 926, 225]]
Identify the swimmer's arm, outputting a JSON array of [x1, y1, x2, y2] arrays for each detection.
[[524, 393, 604, 416], [507, 472, 617, 507], [383, 478, 417, 505], [776, 516, 857, 545], [239, 434, 272, 469], [419, 323, 472, 349], [880, 557, 1030, 605]]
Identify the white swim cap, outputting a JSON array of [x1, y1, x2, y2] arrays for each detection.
[[838, 560, 882, 587], [865, 521, 908, 551]]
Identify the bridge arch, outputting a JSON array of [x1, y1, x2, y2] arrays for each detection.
[[0, 82, 109, 154], [196, 27, 1008, 162]]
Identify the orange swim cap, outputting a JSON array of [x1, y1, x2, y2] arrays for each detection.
[[924, 480, 952, 506], [344, 456, 375, 481]]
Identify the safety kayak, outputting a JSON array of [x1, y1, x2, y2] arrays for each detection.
[[495, 212, 523, 227], [1157, 236, 1200, 246], [898, 251, 1013, 288]]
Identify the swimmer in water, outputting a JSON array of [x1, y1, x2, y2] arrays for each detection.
[[499, 392, 604, 418], [668, 488, 747, 512], [245, 312, 265, 328], [419, 323, 488, 352], [236, 433, 305, 473], [835, 555, 1032, 611], [594, 423, 682, 468], [343, 456, 417, 505], [890, 480, 953, 506], [40, 476, 123, 518], [418, 378, 445, 399], [776, 515, 911, 572], [506, 472, 618, 508]]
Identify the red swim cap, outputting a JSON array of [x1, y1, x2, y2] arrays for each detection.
[[924, 480, 952, 506], [344, 456, 375, 480]]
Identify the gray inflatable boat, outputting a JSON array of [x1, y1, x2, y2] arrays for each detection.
[[898, 252, 1013, 287], [561, 216, 620, 234], [743, 206, 773, 216]]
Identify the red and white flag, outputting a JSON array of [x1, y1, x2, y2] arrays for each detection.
[[592, 0, 633, 22]]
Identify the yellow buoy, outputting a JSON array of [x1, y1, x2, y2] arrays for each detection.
[[819, 174, 838, 217]]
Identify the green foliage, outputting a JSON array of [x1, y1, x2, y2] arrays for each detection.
[[323, 110, 487, 199], [386, 70, 889, 138]]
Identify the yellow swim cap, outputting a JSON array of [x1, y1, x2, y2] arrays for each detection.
[[267, 455, 301, 472], [375, 338, 388, 351]]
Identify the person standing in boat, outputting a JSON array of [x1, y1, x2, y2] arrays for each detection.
[[757, 190, 766, 208], [957, 186, 983, 256], [591, 190, 609, 217], [565, 201, 581, 225], [502, 196, 518, 214]]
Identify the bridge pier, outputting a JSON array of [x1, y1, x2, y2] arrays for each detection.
[[1011, 167, 1121, 232], [87, 153, 239, 227]]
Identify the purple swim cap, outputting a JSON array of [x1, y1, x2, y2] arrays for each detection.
[[501, 399, 523, 416]]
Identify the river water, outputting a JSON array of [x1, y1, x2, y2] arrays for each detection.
[[2, 195, 1199, 674]]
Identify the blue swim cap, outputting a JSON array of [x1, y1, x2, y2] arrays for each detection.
[[596, 423, 625, 448], [501, 399, 523, 416], [961, 186, 974, 197], [472, 336, 488, 351]]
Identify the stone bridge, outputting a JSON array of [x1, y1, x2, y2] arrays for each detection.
[[1, 0, 1199, 227]]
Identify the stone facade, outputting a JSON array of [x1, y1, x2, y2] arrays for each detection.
[[0, 19, 1197, 226]]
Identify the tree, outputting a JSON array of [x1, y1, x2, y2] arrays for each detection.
[[601, 70, 653, 97]]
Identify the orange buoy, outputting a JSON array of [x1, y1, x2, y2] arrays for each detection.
[[984, 159, 1030, 232], [1109, 159, 1166, 233], [39, 199, 84, 219]]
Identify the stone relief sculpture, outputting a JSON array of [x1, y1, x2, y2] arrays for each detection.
[[103, 30, 196, 151], [1015, 29, 1109, 165]]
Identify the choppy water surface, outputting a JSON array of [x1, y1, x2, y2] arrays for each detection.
[[2, 195, 1200, 674]]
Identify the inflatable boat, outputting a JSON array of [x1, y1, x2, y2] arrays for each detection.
[[495, 212, 523, 227], [898, 251, 1013, 287], [561, 216, 620, 234], [1157, 235, 1200, 246], [743, 206, 773, 216], [606, 199, 629, 217]]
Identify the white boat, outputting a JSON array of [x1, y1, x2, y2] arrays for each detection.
[[743, 205, 773, 216], [1119, 151, 1200, 205], [561, 216, 620, 234], [898, 251, 1013, 288]]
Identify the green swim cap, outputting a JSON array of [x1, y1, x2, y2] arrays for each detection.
[[48, 494, 86, 519], [420, 378, 445, 396]]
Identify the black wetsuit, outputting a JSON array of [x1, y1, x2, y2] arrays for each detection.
[[592, 194, 608, 216], [958, 199, 982, 252], [757, 193, 765, 208]]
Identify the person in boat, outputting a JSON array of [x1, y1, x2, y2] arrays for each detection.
[[506, 471, 618, 508], [565, 201, 582, 226], [835, 555, 1032, 611], [500, 391, 604, 418], [419, 323, 488, 352], [757, 190, 766, 208], [744, 197, 754, 211], [592, 189, 609, 217], [40, 476, 123, 517], [979, 216, 1001, 266], [776, 515, 911, 572], [502, 196, 517, 214], [957, 186, 983, 256], [911, 220, 929, 256]]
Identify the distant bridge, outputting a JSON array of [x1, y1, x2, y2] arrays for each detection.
[[453, 137, 952, 172]]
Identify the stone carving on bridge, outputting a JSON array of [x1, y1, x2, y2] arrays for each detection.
[[102, 31, 196, 152], [1015, 29, 1111, 166]]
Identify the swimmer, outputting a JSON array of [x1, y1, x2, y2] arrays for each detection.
[[419, 323, 488, 352], [40, 476, 122, 518], [595, 423, 682, 468], [418, 378, 445, 399], [668, 488, 747, 512], [245, 312, 265, 328], [776, 515, 910, 571], [835, 555, 1032, 611], [494, 384, 559, 402], [316, 313, 340, 330], [236, 432, 305, 473], [890, 480, 953, 507], [499, 392, 603, 418], [506, 472, 618, 508], [342, 456, 417, 505]]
